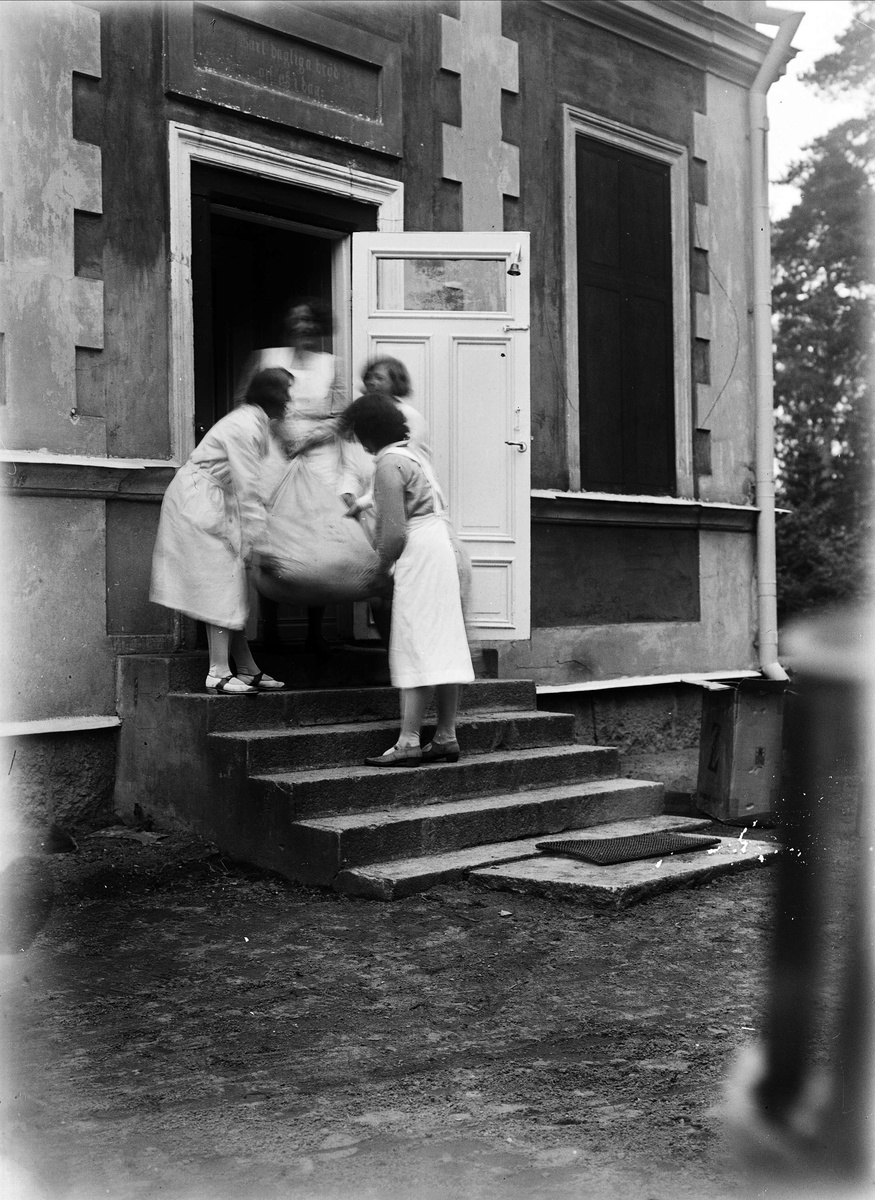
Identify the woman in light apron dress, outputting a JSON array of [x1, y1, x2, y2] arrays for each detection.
[[149, 368, 291, 694], [344, 392, 474, 767]]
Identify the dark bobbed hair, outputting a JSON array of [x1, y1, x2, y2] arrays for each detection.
[[283, 297, 334, 339], [345, 392, 410, 450], [243, 367, 292, 414], [362, 355, 411, 398]]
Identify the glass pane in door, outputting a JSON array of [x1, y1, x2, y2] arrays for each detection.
[[376, 257, 507, 312]]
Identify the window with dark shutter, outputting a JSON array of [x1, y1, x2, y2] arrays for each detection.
[[576, 136, 675, 495]]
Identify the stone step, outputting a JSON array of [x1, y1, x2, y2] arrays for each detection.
[[295, 778, 664, 887], [470, 830, 781, 908], [251, 743, 621, 819], [155, 647, 391, 692], [209, 709, 575, 772], [168, 678, 539, 733], [152, 646, 502, 694], [335, 813, 709, 899]]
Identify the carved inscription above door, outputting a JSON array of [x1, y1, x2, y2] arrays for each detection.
[[164, 2, 402, 154]]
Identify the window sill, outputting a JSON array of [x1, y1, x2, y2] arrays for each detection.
[[1, 715, 121, 738], [537, 669, 761, 696], [530, 490, 757, 532], [3, 456, 177, 500]]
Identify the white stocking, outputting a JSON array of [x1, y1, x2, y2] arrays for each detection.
[[206, 625, 232, 679], [230, 630, 259, 677]]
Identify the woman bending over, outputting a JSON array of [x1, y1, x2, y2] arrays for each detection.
[[150, 368, 291, 694]]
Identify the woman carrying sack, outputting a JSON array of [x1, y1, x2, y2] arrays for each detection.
[[344, 392, 474, 767], [149, 368, 291, 694]]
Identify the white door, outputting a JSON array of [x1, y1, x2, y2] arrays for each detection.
[[351, 232, 530, 641]]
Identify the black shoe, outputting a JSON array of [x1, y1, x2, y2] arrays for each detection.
[[420, 740, 460, 764]]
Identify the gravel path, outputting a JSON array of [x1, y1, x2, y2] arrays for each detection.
[[0, 794, 851, 1200]]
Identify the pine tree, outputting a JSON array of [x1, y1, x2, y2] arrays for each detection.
[[772, 2, 875, 618]]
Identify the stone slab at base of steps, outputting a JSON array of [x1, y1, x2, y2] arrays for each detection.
[[470, 826, 781, 908], [298, 778, 664, 887], [333, 809, 695, 899]]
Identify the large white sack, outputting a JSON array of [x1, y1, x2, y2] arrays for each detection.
[[252, 451, 388, 605]]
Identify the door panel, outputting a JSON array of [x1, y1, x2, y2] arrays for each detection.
[[452, 338, 514, 537], [468, 558, 514, 628], [353, 232, 530, 640]]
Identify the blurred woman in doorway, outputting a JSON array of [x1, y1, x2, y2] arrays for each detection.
[[246, 298, 351, 654]]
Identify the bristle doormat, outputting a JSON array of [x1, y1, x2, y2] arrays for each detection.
[[534, 831, 721, 867]]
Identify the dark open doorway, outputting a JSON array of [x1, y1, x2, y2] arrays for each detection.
[[207, 212, 334, 431], [189, 165, 379, 648], [190, 163, 378, 436]]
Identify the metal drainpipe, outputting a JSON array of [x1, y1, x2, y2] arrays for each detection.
[[748, 3, 802, 681]]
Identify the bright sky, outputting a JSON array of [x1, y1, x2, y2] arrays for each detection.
[[763, 0, 867, 218]]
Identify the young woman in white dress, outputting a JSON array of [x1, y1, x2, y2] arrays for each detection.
[[344, 392, 474, 766], [149, 368, 291, 694], [359, 356, 430, 457]]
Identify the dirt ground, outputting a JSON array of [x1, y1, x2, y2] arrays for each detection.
[[0, 792, 854, 1200]]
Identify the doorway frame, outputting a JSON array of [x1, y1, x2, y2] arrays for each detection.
[[167, 121, 405, 463]]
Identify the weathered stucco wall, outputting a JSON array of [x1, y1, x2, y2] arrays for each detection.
[[3, 497, 117, 723], [0, 3, 117, 734], [539, 683, 702, 752], [0, 3, 104, 453], [2, 729, 117, 829], [496, 526, 757, 682], [80, 8, 172, 460], [531, 523, 700, 626], [695, 74, 757, 506]]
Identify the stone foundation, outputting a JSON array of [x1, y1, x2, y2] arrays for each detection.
[[2, 729, 118, 831]]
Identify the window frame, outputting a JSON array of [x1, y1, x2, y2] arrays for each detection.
[[562, 106, 693, 497]]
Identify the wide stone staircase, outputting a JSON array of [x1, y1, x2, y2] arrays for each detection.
[[114, 652, 778, 903]]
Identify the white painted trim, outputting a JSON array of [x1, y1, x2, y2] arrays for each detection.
[[0, 451, 179, 468], [1, 715, 122, 737], [531, 488, 758, 513], [167, 121, 404, 461], [537, 669, 760, 696], [562, 106, 693, 497], [333, 236, 353, 401]]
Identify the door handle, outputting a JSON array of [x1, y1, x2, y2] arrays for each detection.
[[505, 440, 527, 453], [501, 324, 529, 333]]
